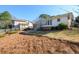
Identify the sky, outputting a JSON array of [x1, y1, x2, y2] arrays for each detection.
[[0, 5, 79, 21]]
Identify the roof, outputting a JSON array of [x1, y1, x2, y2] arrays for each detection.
[[12, 19, 27, 22], [51, 12, 73, 19], [19, 23, 28, 25], [12, 19, 33, 24]]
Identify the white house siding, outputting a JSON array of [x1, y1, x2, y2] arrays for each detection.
[[39, 13, 74, 28], [28, 22, 33, 28], [13, 21, 28, 26], [52, 16, 68, 26], [19, 24, 28, 30], [41, 16, 68, 27], [12, 20, 29, 30], [12, 20, 33, 30]]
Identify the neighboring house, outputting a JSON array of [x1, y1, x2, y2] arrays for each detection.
[[34, 12, 74, 30], [12, 19, 33, 30], [28, 21, 33, 29]]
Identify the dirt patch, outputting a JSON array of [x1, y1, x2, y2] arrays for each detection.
[[0, 32, 79, 54]]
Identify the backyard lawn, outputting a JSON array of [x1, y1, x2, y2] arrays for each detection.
[[0, 30, 79, 54], [44, 28, 79, 42], [0, 28, 78, 53], [26, 28, 79, 43]]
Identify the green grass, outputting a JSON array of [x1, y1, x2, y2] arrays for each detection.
[[0, 31, 18, 38], [25, 28, 79, 43], [26, 28, 79, 38], [6, 31, 17, 34], [0, 34, 5, 38], [63, 28, 79, 35], [27, 31, 49, 35]]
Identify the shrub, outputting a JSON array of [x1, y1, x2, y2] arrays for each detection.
[[37, 27, 43, 31], [51, 27, 56, 30], [42, 27, 51, 31], [37, 27, 52, 31], [57, 23, 67, 30], [37, 23, 67, 31]]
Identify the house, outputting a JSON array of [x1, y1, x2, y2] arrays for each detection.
[[28, 21, 33, 29], [34, 12, 74, 30], [12, 19, 33, 30]]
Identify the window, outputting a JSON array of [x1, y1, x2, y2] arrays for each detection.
[[57, 18, 60, 22], [47, 20, 49, 25], [47, 20, 52, 25], [49, 20, 52, 25]]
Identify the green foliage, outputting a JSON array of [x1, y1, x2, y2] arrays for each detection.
[[6, 31, 17, 34], [57, 23, 67, 30], [0, 11, 12, 29], [37, 23, 67, 31], [0, 11, 12, 21], [37, 27, 52, 31], [39, 14, 50, 20], [0, 34, 5, 38], [51, 27, 56, 30], [42, 27, 51, 31]]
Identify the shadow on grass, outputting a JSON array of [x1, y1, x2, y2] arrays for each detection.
[[19, 30, 61, 36]]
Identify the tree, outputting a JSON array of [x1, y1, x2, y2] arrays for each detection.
[[39, 14, 50, 27], [0, 11, 12, 32], [39, 14, 50, 20]]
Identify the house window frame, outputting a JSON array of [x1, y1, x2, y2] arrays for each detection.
[[47, 20, 52, 25], [49, 20, 52, 25], [57, 18, 60, 22], [48, 20, 50, 25]]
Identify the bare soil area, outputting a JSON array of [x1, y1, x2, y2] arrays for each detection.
[[0, 31, 79, 54]]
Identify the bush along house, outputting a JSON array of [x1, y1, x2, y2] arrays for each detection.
[[34, 12, 74, 30]]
